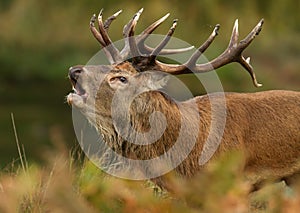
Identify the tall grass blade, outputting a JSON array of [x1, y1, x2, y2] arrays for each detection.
[[11, 113, 26, 173]]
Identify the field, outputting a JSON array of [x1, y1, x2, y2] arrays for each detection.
[[1, 141, 300, 212], [2, 116, 300, 212]]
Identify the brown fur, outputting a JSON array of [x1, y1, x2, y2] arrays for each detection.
[[68, 62, 300, 191], [67, 12, 298, 191]]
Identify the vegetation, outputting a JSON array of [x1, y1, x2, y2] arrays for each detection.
[[1, 146, 300, 212], [0, 115, 299, 212]]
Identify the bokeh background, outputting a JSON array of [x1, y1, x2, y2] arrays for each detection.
[[1, 0, 299, 167]]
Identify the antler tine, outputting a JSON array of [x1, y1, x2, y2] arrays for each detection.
[[136, 13, 194, 55], [186, 24, 220, 66], [150, 19, 178, 59], [90, 14, 106, 47], [154, 19, 264, 87], [103, 9, 122, 30], [152, 24, 221, 74], [119, 19, 131, 57], [97, 9, 122, 62], [228, 19, 239, 49], [141, 45, 195, 55], [90, 14, 114, 64], [120, 10, 194, 58], [239, 56, 262, 87], [97, 9, 109, 44], [137, 13, 170, 44], [238, 19, 264, 51], [226, 19, 264, 87], [126, 8, 144, 58]]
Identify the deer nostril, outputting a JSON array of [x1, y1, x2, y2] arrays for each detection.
[[69, 66, 83, 82]]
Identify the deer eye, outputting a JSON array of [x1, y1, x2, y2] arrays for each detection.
[[119, 76, 128, 83]]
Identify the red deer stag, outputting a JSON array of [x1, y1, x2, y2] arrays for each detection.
[[67, 9, 300, 191]]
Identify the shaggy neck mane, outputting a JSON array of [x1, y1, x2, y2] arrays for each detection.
[[96, 91, 182, 160]]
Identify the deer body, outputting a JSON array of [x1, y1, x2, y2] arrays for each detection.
[[67, 9, 300, 190], [207, 91, 300, 182], [95, 87, 300, 188]]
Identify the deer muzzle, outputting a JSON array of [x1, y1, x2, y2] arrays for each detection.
[[67, 66, 88, 106]]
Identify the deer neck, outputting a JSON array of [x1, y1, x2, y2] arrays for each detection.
[[96, 91, 182, 160]]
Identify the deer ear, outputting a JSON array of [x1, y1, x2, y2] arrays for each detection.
[[138, 71, 169, 90]]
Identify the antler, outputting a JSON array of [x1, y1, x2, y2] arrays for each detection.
[[153, 19, 264, 87], [135, 13, 194, 55], [90, 9, 123, 63], [89, 9, 263, 87], [90, 9, 194, 63]]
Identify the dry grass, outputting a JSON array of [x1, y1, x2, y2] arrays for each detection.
[[1, 114, 299, 212], [0, 149, 300, 213]]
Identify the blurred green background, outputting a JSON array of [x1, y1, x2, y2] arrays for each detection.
[[0, 0, 299, 168]]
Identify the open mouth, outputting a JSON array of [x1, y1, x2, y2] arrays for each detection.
[[73, 81, 86, 96], [69, 75, 88, 101]]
